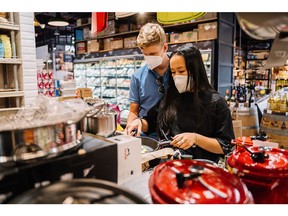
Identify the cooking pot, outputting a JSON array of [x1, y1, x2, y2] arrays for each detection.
[[81, 103, 117, 138], [149, 159, 254, 204], [227, 146, 288, 204], [8, 179, 147, 204], [0, 121, 82, 164]]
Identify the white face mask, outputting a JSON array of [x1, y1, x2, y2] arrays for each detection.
[[144, 50, 163, 70], [173, 75, 192, 93]]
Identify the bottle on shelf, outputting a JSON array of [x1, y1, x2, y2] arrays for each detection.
[[230, 89, 236, 109], [248, 89, 255, 108], [225, 89, 230, 106], [269, 93, 277, 111], [280, 93, 287, 113]]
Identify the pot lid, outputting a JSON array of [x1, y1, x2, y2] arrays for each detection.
[[149, 160, 252, 204], [228, 146, 288, 178], [8, 179, 147, 204]]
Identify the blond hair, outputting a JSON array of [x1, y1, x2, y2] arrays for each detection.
[[137, 23, 166, 49]]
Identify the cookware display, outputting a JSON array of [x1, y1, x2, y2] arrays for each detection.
[[228, 146, 288, 204], [149, 159, 253, 204], [81, 100, 118, 137], [0, 96, 90, 164], [8, 179, 147, 204], [0, 122, 82, 164]]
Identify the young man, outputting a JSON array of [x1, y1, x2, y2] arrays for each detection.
[[124, 23, 170, 139]]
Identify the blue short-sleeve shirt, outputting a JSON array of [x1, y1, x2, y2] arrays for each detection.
[[129, 64, 170, 117]]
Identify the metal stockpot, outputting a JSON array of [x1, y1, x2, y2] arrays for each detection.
[[86, 109, 117, 137], [0, 121, 81, 164]]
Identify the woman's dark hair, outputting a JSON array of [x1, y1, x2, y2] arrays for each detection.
[[157, 43, 215, 135]]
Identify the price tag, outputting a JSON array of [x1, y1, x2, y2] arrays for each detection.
[[267, 110, 272, 114]]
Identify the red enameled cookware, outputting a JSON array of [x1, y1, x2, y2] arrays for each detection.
[[228, 146, 288, 204], [149, 159, 254, 204]]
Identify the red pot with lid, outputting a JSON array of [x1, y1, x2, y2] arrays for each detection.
[[149, 159, 253, 204], [227, 146, 288, 204]]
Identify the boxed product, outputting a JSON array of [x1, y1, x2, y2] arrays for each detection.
[[75, 29, 84, 41], [124, 36, 137, 48], [103, 38, 112, 50], [182, 31, 198, 42], [198, 22, 217, 40], [118, 23, 129, 33], [76, 42, 86, 54], [170, 33, 183, 43], [77, 88, 92, 98], [87, 40, 100, 52], [111, 38, 123, 49], [83, 28, 90, 40]]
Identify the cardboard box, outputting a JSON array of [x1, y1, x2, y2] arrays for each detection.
[[106, 134, 141, 185], [124, 36, 137, 48], [170, 33, 183, 43], [111, 38, 123, 49], [182, 31, 198, 42], [87, 40, 100, 53], [77, 88, 92, 98], [103, 38, 112, 50], [76, 42, 86, 54], [198, 22, 217, 40], [83, 27, 90, 40]]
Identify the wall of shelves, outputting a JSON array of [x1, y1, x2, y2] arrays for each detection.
[[0, 12, 37, 114]]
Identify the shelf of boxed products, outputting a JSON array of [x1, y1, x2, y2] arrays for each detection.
[[75, 17, 218, 55]]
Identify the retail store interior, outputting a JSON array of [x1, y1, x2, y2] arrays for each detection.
[[0, 12, 288, 205]]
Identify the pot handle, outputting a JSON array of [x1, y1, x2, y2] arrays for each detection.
[[86, 101, 105, 118]]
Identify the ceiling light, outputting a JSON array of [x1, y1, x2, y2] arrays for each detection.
[[48, 13, 69, 27]]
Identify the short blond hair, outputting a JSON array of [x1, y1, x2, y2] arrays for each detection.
[[137, 23, 166, 49]]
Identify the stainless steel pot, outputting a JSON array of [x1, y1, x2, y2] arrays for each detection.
[[81, 103, 118, 138], [0, 121, 82, 164]]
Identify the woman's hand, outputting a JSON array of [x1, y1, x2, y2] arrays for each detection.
[[124, 118, 142, 137], [170, 132, 197, 150]]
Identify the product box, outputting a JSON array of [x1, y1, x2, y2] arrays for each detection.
[[83, 27, 90, 40], [198, 21, 217, 40], [117, 23, 129, 33], [124, 36, 137, 48], [75, 29, 84, 41], [76, 42, 86, 54], [106, 134, 141, 185], [170, 33, 183, 43], [87, 40, 100, 53], [103, 38, 112, 50], [182, 31, 198, 42], [111, 38, 123, 49], [77, 88, 92, 98]]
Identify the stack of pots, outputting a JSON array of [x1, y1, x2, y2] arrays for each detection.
[[149, 159, 254, 204], [228, 146, 288, 204]]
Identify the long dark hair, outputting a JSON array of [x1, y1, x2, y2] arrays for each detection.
[[158, 44, 215, 134]]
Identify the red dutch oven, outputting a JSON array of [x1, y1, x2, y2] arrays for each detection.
[[149, 159, 253, 204], [228, 146, 288, 204]]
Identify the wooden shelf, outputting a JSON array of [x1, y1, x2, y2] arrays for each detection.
[[0, 107, 23, 112], [75, 17, 218, 43], [0, 91, 24, 98], [0, 58, 22, 64], [0, 23, 20, 31]]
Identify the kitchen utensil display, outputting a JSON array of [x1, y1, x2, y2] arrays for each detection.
[[228, 146, 288, 203], [8, 179, 147, 204], [149, 159, 253, 204]]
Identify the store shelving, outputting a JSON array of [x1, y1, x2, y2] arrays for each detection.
[[0, 12, 24, 112]]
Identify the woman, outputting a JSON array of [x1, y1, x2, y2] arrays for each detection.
[[126, 44, 234, 162]]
